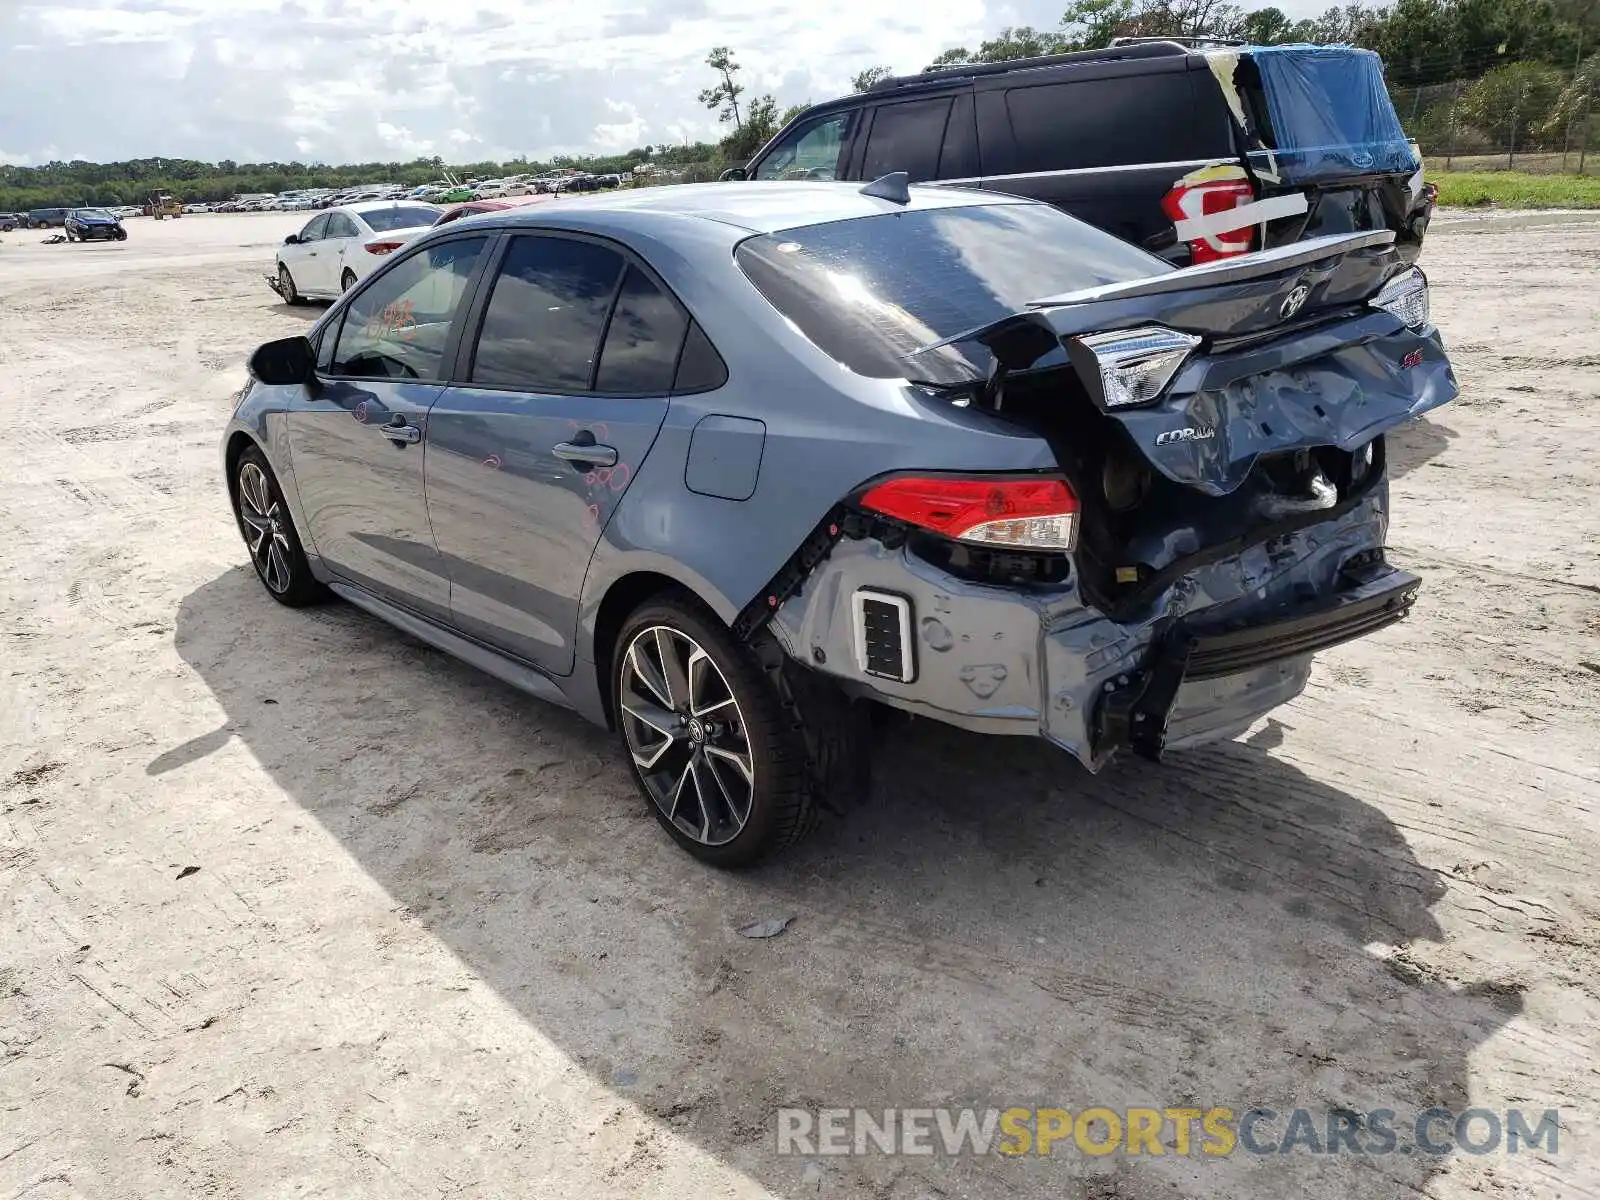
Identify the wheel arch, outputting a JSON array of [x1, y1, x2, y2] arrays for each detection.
[[223, 430, 260, 506]]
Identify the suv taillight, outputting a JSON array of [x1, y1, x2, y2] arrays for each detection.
[[1161, 176, 1257, 264], [859, 475, 1078, 552]]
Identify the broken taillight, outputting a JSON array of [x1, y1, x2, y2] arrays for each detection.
[[1369, 266, 1430, 331], [859, 475, 1078, 552], [1069, 326, 1201, 411], [1161, 175, 1256, 264], [364, 240, 406, 255]]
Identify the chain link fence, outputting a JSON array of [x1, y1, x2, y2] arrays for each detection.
[[1390, 63, 1598, 174]]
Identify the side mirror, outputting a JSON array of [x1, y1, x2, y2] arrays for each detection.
[[283, 233, 301, 245], [719, 166, 748, 182], [249, 335, 317, 385]]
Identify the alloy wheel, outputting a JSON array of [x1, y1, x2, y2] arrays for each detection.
[[618, 625, 755, 847], [237, 462, 293, 594]]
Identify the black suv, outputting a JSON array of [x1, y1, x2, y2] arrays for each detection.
[[728, 40, 1432, 266]]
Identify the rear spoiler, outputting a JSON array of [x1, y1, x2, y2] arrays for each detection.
[[906, 229, 1396, 369], [1026, 229, 1394, 308]]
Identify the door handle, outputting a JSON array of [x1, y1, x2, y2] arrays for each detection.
[[552, 440, 618, 467], [381, 416, 421, 444]]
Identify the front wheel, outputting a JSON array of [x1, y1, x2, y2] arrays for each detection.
[[232, 445, 326, 607], [277, 262, 303, 305], [613, 597, 821, 866]]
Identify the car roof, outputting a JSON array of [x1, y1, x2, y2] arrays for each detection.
[[473, 180, 1032, 236]]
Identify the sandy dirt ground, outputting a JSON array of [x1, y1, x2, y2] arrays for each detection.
[[0, 211, 1597, 1199]]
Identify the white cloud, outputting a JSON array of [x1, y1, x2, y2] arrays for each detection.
[[0, 0, 1340, 165]]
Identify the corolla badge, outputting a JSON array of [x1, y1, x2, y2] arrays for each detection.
[[1280, 285, 1311, 320], [1155, 425, 1216, 446]]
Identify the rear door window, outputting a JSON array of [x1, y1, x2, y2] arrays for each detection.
[[469, 236, 626, 391], [859, 97, 953, 182], [1003, 72, 1230, 172], [326, 213, 361, 238], [753, 112, 856, 180], [939, 93, 980, 179]]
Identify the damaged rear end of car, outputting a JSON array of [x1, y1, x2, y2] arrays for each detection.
[[741, 199, 1456, 769]]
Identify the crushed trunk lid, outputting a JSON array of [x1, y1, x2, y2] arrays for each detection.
[[909, 229, 1457, 497]]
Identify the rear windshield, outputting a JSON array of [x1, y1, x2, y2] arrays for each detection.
[[362, 206, 441, 232], [735, 202, 1164, 381], [1235, 46, 1418, 180]]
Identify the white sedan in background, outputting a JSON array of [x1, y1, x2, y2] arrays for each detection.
[[273, 200, 443, 303]]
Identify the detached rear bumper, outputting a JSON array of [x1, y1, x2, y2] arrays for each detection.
[[1090, 565, 1419, 761]]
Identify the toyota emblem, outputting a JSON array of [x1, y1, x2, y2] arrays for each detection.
[[1280, 285, 1311, 320]]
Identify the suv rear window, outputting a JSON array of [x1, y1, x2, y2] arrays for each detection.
[[735, 201, 1163, 381], [1004, 72, 1232, 172]]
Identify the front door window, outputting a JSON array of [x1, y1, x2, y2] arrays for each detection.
[[754, 113, 855, 181]]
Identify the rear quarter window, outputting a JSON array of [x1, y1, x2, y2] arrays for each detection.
[[1003, 71, 1233, 172]]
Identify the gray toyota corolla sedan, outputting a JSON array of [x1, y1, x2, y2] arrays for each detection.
[[224, 178, 1456, 865]]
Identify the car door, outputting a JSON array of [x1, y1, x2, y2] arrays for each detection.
[[425, 233, 689, 674], [287, 233, 492, 623], [320, 211, 365, 291], [283, 213, 328, 290]]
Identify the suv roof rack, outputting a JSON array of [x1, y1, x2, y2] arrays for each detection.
[[870, 41, 1191, 91], [1108, 34, 1246, 48]]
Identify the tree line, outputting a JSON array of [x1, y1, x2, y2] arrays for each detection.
[[0, 144, 724, 213]]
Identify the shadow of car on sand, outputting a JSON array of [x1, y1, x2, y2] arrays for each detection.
[[164, 566, 1520, 1199]]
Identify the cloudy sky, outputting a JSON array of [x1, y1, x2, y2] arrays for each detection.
[[0, 0, 1329, 166]]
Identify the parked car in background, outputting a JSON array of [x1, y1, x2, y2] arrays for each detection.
[[431, 195, 553, 227], [183, 203, 212, 214], [729, 40, 1431, 267], [25, 208, 69, 229], [0, 213, 18, 232], [226, 180, 1455, 865], [65, 208, 128, 242], [273, 200, 444, 302]]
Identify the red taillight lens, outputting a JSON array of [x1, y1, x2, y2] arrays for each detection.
[[859, 475, 1078, 552], [1161, 178, 1256, 264], [364, 240, 404, 255]]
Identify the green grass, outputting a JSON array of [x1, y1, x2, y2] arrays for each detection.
[[1432, 171, 1600, 209]]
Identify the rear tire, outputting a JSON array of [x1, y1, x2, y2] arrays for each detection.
[[277, 263, 303, 305], [613, 595, 824, 866], [341, 268, 357, 293], [232, 445, 326, 607]]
